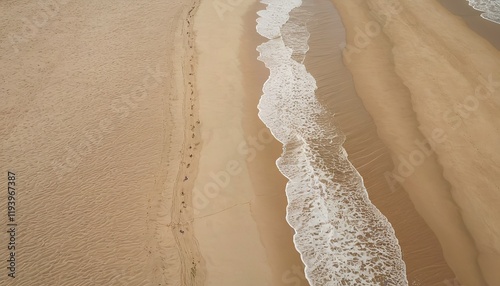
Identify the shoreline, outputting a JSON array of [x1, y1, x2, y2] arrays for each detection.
[[438, 0, 500, 49], [193, 0, 272, 283], [330, 0, 500, 284], [303, 0, 456, 284], [192, 0, 307, 284], [255, 0, 410, 283], [3, 0, 498, 284], [241, 2, 308, 285]]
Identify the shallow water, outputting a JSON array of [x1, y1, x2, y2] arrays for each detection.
[[467, 0, 500, 24], [256, 0, 407, 284]]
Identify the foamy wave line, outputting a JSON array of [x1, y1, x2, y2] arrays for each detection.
[[467, 0, 500, 24], [256, 0, 302, 39], [256, 0, 408, 285]]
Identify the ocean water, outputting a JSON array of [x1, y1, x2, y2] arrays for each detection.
[[256, 0, 408, 285], [468, 0, 500, 24]]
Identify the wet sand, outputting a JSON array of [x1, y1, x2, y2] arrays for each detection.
[[330, 0, 500, 285], [304, 0, 457, 284], [193, 0, 305, 284], [439, 0, 500, 49], [241, 2, 308, 286]]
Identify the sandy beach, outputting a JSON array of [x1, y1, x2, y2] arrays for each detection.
[[330, 0, 500, 284], [0, 0, 199, 285], [192, 0, 306, 284], [300, 0, 457, 284], [2, 0, 500, 285], [1, 0, 304, 284]]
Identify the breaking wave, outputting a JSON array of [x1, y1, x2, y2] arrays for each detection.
[[256, 0, 408, 285]]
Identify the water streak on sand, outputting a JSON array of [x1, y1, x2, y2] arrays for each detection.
[[256, 0, 407, 284]]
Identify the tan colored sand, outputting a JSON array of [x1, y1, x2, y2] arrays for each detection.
[[330, 0, 500, 284], [193, 0, 306, 285], [438, 0, 500, 49], [303, 0, 456, 284], [193, 0, 270, 285], [0, 0, 200, 285], [240, 2, 308, 286], [6, 0, 498, 285]]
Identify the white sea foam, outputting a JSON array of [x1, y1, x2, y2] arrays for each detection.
[[256, 0, 302, 39], [467, 0, 500, 24], [256, 0, 408, 285]]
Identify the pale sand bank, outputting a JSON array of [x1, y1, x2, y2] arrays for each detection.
[[1, 0, 199, 285], [193, 0, 271, 283], [331, 0, 500, 285], [193, 0, 306, 285]]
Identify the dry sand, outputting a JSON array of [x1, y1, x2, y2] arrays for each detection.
[[0, 0, 202, 285], [330, 0, 500, 285]]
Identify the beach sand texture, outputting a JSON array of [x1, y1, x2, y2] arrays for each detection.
[[330, 0, 500, 284], [193, 0, 306, 284], [1, 0, 201, 285], [302, 0, 457, 284], [1, 0, 499, 285]]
